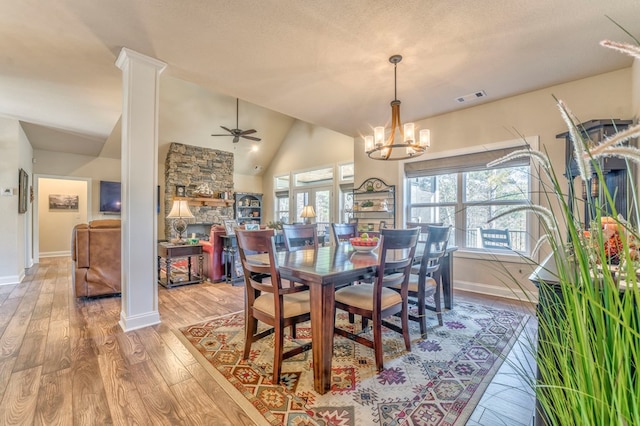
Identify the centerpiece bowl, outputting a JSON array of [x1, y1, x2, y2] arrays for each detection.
[[349, 236, 380, 252]]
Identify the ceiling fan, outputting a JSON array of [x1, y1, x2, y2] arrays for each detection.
[[211, 98, 261, 143]]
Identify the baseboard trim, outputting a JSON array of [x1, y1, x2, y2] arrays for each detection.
[[455, 280, 539, 304], [40, 251, 71, 258], [0, 271, 25, 285], [119, 310, 161, 332]]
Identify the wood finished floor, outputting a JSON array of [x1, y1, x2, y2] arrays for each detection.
[[0, 257, 537, 425]]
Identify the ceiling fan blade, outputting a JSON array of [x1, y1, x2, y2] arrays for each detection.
[[211, 133, 231, 137], [242, 135, 261, 141], [220, 125, 232, 133], [239, 129, 256, 135]]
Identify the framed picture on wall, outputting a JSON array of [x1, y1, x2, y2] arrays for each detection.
[[48, 194, 79, 211], [223, 219, 238, 236], [18, 168, 28, 214]]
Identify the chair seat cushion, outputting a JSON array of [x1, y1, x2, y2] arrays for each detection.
[[253, 290, 310, 318], [335, 284, 402, 311], [390, 276, 436, 293]]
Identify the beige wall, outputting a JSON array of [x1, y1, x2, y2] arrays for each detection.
[[0, 117, 33, 284], [355, 68, 634, 300], [33, 149, 121, 220], [261, 120, 354, 224], [38, 178, 88, 256]]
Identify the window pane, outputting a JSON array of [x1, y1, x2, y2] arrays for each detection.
[[465, 166, 529, 202], [314, 190, 331, 224], [294, 167, 333, 186], [465, 205, 527, 251], [409, 175, 457, 204], [340, 163, 354, 181], [275, 175, 289, 190], [409, 206, 455, 227], [276, 196, 289, 223], [295, 192, 307, 222]]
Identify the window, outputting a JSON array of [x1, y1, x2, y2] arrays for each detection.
[[405, 143, 534, 253], [275, 191, 289, 223]]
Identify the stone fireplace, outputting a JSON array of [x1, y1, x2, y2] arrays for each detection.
[[164, 142, 234, 239]]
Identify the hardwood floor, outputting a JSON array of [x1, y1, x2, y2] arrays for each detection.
[[0, 257, 537, 425]]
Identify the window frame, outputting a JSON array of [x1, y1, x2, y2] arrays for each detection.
[[404, 137, 539, 258]]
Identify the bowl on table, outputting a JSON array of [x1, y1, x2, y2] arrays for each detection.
[[349, 237, 380, 252]]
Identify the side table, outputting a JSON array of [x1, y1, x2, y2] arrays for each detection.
[[158, 242, 204, 288]]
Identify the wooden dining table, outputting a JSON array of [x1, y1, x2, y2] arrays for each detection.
[[247, 243, 456, 394]]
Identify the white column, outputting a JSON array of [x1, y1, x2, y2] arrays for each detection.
[[115, 48, 166, 331]]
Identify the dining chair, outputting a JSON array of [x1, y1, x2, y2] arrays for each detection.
[[282, 223, 319, 251], [235, 229, 312, 384], [480, 228, 512, 249], [391, 224, 451, 338], [334, 227, 420, 371], [331, 222, 358, 245]]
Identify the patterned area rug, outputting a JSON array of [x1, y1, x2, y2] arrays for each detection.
[[176, 302, 528, 425]]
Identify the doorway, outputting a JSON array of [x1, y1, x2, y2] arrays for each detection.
[[293, 186, 332, 239], [34, 175, 90, 262]]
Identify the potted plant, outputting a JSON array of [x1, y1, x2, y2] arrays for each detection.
[[489, 24, 640, 425]]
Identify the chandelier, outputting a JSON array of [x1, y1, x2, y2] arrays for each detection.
[[364, 55, 430, 160]]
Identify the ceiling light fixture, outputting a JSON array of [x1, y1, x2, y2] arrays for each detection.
[[364, 55, 430, 160]]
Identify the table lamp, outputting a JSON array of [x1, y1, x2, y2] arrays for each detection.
[[167, 199, 194, 243], [300, 205, 316, 224]]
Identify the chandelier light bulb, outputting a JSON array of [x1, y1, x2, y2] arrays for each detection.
[[374, 126, 385, 148], [419, 129, 431, 148], [364, 135, 374, 152]]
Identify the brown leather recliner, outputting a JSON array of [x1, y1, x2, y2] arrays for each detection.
[[71, 219, 121, 297]]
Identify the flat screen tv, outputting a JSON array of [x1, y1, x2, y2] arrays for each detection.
[[99, 181, 121, 214]]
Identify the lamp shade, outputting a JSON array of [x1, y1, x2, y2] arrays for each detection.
[[300, 205, 316, 219], [167, 199, 194, 219]]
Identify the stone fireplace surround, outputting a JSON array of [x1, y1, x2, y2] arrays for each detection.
[[164, 142, 234, 240]]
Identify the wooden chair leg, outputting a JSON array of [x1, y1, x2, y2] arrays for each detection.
[[273, 324, 284, 384], [373, 316, 384, 372], [348, 313, 355, 324], [417, 295, 427, 338], [290, 324, 297, 339], [435, 278, 444, 326], [401, 304, 411, 351], [244, 314, 256, 359]]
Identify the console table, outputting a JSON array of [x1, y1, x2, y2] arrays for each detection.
[[157, 242, 204, 288]]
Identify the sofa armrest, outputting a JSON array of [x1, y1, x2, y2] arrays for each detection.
[[73, 225, 90, 267]]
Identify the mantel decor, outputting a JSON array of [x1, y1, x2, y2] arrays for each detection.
[[364, 55, 430, 161]]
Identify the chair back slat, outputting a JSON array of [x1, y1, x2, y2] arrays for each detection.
[[417, 225, 451, 277], [331, 223, 357, 245], [236, 229, 282, 293], [282, 224, 319, 251], [377, 228, 421, 289]]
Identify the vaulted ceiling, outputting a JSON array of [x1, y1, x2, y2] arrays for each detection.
[[2, 1, 640, 175]]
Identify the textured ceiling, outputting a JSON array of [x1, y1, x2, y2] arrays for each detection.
[[2, 0, 640, 175]]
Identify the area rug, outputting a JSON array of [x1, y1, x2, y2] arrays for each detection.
[[176, 302, 528, 425]]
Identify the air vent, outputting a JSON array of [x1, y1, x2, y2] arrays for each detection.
[[455, 90, 487, 103]]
